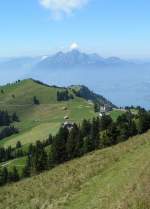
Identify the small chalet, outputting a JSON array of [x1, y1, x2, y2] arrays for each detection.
[[62, 121, 75, 130], [99, 105, 106, 117]]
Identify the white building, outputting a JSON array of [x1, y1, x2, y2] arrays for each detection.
[[99, 105, 106, 117]]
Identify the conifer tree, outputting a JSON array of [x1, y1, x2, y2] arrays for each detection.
[[51, 127, 68, 164], [90, 117, 100, 150], [12, 112, 19, 122], [11, 166, 20, 182], [66, 124, 80, 159], [100, 115, 112, 130], [22, 156, 31, 177], [33, 96, 40, 105], [81, 119, 91, 137], [0, 167, 8, 186], [2, 167, 8, 184], [84, 136, 93, 153], [16, 141, 22, 149]]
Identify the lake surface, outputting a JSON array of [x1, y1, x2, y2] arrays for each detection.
[[0, 66, 150, 109]]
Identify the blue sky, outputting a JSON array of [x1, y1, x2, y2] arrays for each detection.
[[0, 0, 150, 58]]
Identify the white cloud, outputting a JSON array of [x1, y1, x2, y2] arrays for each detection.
[[41, 55, 48, 60], [69, 42, 79, 50], [39, 0, 88, 18]]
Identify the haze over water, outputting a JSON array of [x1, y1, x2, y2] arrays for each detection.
[[1, 66, 150, 109]]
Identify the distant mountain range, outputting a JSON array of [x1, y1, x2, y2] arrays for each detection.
[[0, 50, 136, 71], [35, 50, 133, 70], [0, 57, 39, 70], [0, 50, 150, 108]]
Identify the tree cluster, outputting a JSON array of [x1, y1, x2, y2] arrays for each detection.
[[23, 116, 111, 176], [0, 142, 24, 163], [57, 90, 74, 101], [0, 126, 19, 141], [22, 141, 48, 177], [0, 111, 19, 126], [23, 109, 150, 178], [0, 166, 20, 186], [2, 108, 150, 187]]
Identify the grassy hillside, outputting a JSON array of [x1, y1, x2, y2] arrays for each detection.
[[0, 79, 120, 177], [1, 157, 26, 175], [0, 131, 150, 209], [0, 79, 104, 148]]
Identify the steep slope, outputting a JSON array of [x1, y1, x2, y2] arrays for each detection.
[[70, 85, 115, 109], [0, 131, 150, 209]]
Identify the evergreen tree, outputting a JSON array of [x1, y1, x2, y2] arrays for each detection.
[[46, 134, 53, 146], [11, 166, 20, 182], [5, 146, 13, 161], [28, 141, 48, 173], [0, 111, 11, 126], [84, 136, 93, 153], [33, 96, 40, 105], [101, 123, 118, 147], [28, 143, 34, 155], [117, 123, 130, 142], [90, 117, 100, 150], [51, 127, 69, 164], [12, 112, 19, 122], [22, 156, 31, 177], [129, 120, 137, 136], [100, 115, 112, 130], [0, 167, 8, 186], [2, 167, 8, 184], [57, 90, 73, 101], [94, 101, 99, 112], [66, 124, 80, 160], [7, 171, 13, 182], [81, 119, 91, 137], [15, 149, 24, 158], [0, 169, 4, 186], [0, 126, 19, 140], [0, 147, 5, 162], [35, 142, 48, 172], [137, 109, 150, 134], [16, 141, 22, 149], [1, 89, 4, 94]]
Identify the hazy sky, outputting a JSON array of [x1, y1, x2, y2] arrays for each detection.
[[0, 0, 150, 58]]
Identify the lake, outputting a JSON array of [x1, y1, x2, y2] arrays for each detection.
[[0, 66, 150, 109]]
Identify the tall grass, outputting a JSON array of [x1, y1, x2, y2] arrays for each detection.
[[0, 131, 150, 209]]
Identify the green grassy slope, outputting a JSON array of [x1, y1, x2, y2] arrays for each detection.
[[0, 131, 150, 209], [0, 79, 98, 147], [0, 79, 94, 120], [0, 122, 59, 148], [108, 109, 125, 121], [1, 157, 26, 175]]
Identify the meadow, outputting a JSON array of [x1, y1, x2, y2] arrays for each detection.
[[0, 130, 150, 209], [0, 79, 96, 148]]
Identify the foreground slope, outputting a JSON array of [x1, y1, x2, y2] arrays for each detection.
[[1, 131, 150, 209]]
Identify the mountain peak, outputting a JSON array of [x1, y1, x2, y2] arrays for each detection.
[[69, 49, 81, 54], [34, 50, 130, 70]]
